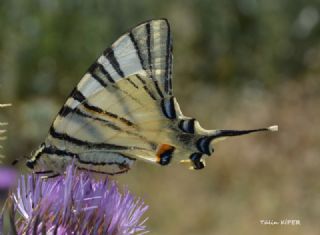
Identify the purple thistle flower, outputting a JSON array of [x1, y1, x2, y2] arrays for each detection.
[[0, 167, 17, 191], [5, 164, 148, 235]]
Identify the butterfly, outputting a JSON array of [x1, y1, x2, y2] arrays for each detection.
[[26, 19, 278, 176]]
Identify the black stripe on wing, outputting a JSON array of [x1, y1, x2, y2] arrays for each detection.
[[153, 80, 164, 99], [129, 23, 165, 99], [88, 62, 115, 84], [27, 145, 136, 175], [81, 101, 135, 127], [59, 105, 122, 131], [60, 84, 157, 149], [69, 88, 136, 127], [70, 88, 86, 103], [57, 104, 157, 150], [49, 126, 139, 151], [190, 152, 205, 170], [178, 118, 195, 134], [103, 47, 125, 78], [129, 32, 147, 71], [134, 75, 157, 101], [129, 30, 163, 100], [161, 96, 176, 119], [44, 146, 136, 163], [127, 77, 139, 89], [58, 105, 73, 117], [146, 23, 152, 73], [196, 137, 213, 155], [164, 19, 173, 95], [143, 86, 157, 101], [88, 63, 108, 87]]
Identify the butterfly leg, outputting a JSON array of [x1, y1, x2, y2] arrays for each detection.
[[179, 159, 193, 169], [34, 170, 61, 179], [34, 170, 54, 175], [40, 173, 61, 179]]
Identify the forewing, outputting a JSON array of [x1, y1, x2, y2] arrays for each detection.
[[42, 19, 177, 174]]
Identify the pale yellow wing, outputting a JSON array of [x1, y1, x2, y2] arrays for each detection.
[[33, 19, 179, 174]]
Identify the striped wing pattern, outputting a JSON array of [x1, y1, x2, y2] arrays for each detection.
[[28, 19, 179, 175], [27, 19, 276, 176]]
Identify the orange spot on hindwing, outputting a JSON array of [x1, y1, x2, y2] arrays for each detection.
[[156, 144, 175, 166]]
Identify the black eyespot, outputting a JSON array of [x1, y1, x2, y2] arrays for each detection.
[[178, 118, 195, 134], [190, 152, 205, 170], [196, 137, 213, 155], [158, 145, 175, 166], [159, 152, 172, 165]]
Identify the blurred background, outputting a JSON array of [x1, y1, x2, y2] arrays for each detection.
[[1, 0, 320, 234]]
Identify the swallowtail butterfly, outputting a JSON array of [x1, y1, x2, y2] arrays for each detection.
[[26, 19, 278, 176]]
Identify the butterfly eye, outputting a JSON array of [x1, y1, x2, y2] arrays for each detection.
[[26, 160, 35, 169]]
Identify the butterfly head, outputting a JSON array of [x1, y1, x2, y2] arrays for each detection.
[[26, 143, 46, 169]]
